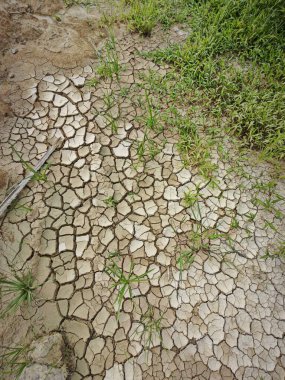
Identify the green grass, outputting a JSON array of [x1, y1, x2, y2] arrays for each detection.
[[105, 113, 119, 134], [0, 272, 36, 318], [0, 345, 30, 379], [140, 305, 164, 352], [176, 249, 195, 280], [105, 258, 152, 318], [11, 145, 49, 182], [183, 189, 199, 208], [147, 0, 285, 160], [64, 0, 95, 7], [98, 36, 120, 78], [144, 91, 158, 130], [87, 35, 121, 86], [104, 196, 118, 207], [134, 133, 162, 162], [262, 241, 285, 260], [124, 0, 157, 36], [123, 0, 191, 36]]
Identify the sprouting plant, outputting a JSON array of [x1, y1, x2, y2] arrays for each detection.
[[0, 272, 37, 318], [107, 250, 120, 259], [103, 94, 115, 110], [145, 91, 157, 130], [183, 189, 199, 208], [136, 140, 146, 162], [188, 227, 206, 251], [261, 241, 285, 260], [176, 249, 195, 281], [134, 130, 161, 162], [104, 196, 118, 207], [64, 0, 95, 6], [53, 14, 62, 22], [124, 0, 158, 36], [86, 77, 99, 87], [8, 199, 32, 214], [14, 203, 32, 213], [230, 217, 239, 229], [99, 10, 118, 29], [105, 113, 118, 134], [245, 212, 256, 222], [148, 140, 161, 159], [141, 306, 164, 351], [253, 180, 277, 194], [105, 258, 152, 318], [96, 35, 121, 80], [0, 345, 30, 379], [263, 220, 278, 232], [119, 86, 130, 97], [199, 160, 218, 180], [127, 192, 136, 201], [11, 146, 49, 183], [252, 196, 284, 219]]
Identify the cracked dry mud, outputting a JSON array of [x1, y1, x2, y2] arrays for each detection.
[[0, 2, 285, 380]]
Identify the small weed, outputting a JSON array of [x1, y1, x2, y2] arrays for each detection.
[[122, 0, 191, 35], [119, 86, 130, 97], [108, 250, 120, 259], [97, 36, 120, 80], [105, 114, 118, 134], [230, 217, 239, 229], [103, 92, 115, 109], [261, 241, 285, 259], [149, 0, 285, 160], [11, 146, 49, 183], [127, 192, 136, 201], [145, 91, 158, 130], [253, 180, 277, 194], [0, 272, 37, 318], [263, 220, 278, 232], [105, 258, 152, 318], [98, 3, 122, 29], [0, 345, 30, 379], [183, 189, 198, 208], [245, 212, 256, 222], [104, 196, 118, 207], [8, 200, 32, 214], [141, 306, 164, 351], [64, 0, 95, 7], [252, 196, 284, 219], [53, 14, 62, 22], [124, 0, 158, 36], [86, 77, 99, 88], [176, 250, 195, 280], [135, 131, 161, 162], [188, 228, 207, 252]]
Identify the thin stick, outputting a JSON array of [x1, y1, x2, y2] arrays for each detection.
[[0, 140, 60, 218]]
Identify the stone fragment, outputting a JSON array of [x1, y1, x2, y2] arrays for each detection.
[[19, 364, 67, 380], [29, 333, 64, 367]]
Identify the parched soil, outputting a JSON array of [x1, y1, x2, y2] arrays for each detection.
[[0, 1, 285, 380]]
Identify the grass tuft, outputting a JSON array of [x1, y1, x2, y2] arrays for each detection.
[[0, 272, 36, 318], [123, 0, 191, 36], [0, 345, 30, 379], [105, 258, 152, 318], [148, 0, 285, 160]]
